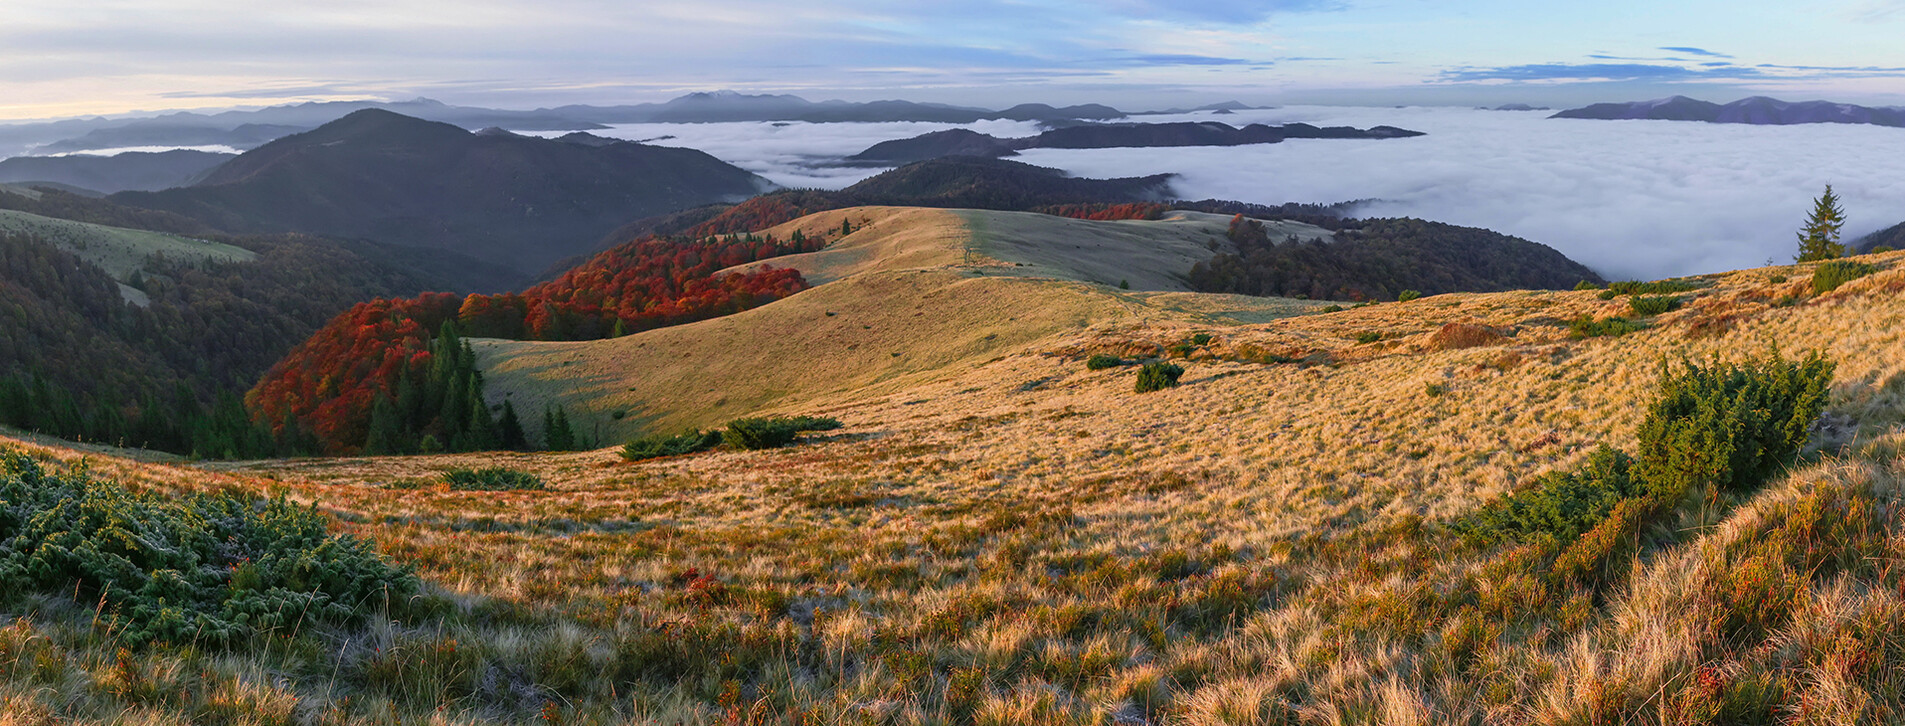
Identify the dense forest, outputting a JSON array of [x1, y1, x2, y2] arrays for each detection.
[[0, 227, 446, 457], [1189, 215, 1604, 301], [249, 229, 828, 454]]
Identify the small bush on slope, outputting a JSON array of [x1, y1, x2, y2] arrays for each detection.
[[1134, 362, 1184, 393], [621, 430, 724, 462], [723, 416, 843, 450], [442, 466, 544, 491], [0, 449, 414, 646], [1456, 446, 1639, 545], [1635, 352, 1834, 496], [1810, 259, 1878, 294]]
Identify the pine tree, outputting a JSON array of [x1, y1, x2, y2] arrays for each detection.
[[544, 405, 577, 451], [497, 399, 527, 450], [1796, 185, 1847, 262], [364, 392, 407, 455]]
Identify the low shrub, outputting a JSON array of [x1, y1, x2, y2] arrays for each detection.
[[0, 450, 415, 646], [443, 466, 544, 491], [723, 416, 842, 450], [1574, 280, 1602, 291], [1318, 305, 1345, 313], [1634, 352, 1834, 495], [1086, 354, 1126, 370], [1134, 362, 1185, 393], [1810, 260, 1878, 294], [1354, 331, 1383, 344], [1568, 316, 1643, 338], [1607, 279, 1699, 295], [1190, 333, 1214, 346], [622, 430, 723, 462], [1397, 289, 1422, 302], [1456, 446, 1639, 545], [1626, 295, 1682, 316]]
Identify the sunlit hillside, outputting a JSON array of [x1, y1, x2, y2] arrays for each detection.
[[3, 235, 1901, 723]]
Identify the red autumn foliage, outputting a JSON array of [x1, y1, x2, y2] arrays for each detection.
[[248, 231, 824, 453], [1027, 202, 1170, 222], [687, 191, 846, 238]]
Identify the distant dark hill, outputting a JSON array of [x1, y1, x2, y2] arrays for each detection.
[[1190, 216, 1603, 302], [848, 122, 1423, 162], [998, 103, 1126, 121], [617, 158, 1177, 240], [32, 124, 305, 155], [1855, 221, 1905, 253], [0, 150, 235, 193], [848, 129, 1023, 164], [1553, 96, 1905, 127], [842, 157, 1174, 207], [112, 109, 768, 275]]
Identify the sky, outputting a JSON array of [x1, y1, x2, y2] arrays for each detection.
[[5, 0, 1905, 119]]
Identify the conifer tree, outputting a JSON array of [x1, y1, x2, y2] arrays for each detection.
[[364, 393, 406, 455], [1796, 184, 1847, 262], [497, 399, 527, 450]]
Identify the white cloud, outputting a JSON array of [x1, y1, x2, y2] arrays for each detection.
[[564, 107, 1905, 280], [1013, 107, 1905, 280]]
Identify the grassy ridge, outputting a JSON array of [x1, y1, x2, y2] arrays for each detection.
[[0, 253, 1900, 723]]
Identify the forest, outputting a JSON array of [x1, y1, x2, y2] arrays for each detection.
[[248, 229, 828, 454], [1189, 215, 1604, 301]]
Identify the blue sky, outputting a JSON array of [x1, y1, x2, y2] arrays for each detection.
[[4, 0, 1905, 118]]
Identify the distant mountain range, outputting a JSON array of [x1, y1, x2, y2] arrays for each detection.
[[0, 150, 235, 193], [0, 92, 1154, 158], [849, 121, 1424, 164], [111, 109, 767, 275], [1552, 96, 1905, 127]]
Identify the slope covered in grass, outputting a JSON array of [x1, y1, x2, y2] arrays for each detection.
[[2, 249, 1902, 724]]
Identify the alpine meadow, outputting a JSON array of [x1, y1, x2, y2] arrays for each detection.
[[4, 1, 1905, 724]]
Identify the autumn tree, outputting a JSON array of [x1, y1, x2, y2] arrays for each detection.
[[1795, 184, 1847, 262]]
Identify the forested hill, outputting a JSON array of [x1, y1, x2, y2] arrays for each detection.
[[112, 109, 768, 276], [249, 224, 838, 455], [1190, 215, 1603, 301]]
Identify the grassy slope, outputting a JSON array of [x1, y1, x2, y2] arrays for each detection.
[[0, 207, 254, 281], [475, 207, 1333, 441], [3, 241, 1903, 722]]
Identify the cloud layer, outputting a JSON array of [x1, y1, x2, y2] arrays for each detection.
[[581, 107, 1905, 281]]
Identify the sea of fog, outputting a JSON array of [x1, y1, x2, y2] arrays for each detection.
[[567, 107, 1905, 281]]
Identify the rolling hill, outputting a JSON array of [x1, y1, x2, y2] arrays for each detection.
[[470, 205, 1577, 441], [112, 109, 768, 275], [0, 149, 235, 193], [5, 244, 1901, 724], [1553, 95, 1905, 127]]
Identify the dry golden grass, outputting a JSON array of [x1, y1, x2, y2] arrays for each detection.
[[477, 207, 1332, 442], [4, 221, 1903, 724]]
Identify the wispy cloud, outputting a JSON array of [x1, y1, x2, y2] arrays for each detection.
[[1659, 46, 1733, 59], [1439, 63, 1762, 83]]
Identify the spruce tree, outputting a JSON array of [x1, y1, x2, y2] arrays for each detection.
[[1795, 184, 1847, 262], [498, 400, 527, 450], [364, 392, 406, 455]]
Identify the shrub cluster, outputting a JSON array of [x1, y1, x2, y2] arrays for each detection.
[[0, 450, 415, 646], [620, 416, 842, 460], [621, 430, 724, 462], [1568, 316, 1643, 339], [1085, 354, 1125, 370], [725, 417, 833, 450], [1634, 353, 1834, 495], [1606, 279, 1700, 296], [1457, 447, 1637, 545], [1810, 260, 1879, 294], [1626, 295, 1682, 316], [1134, 362, 1184, 393], [1459, 353, 1834, 546], [1396, 289, 1422, 302], [442, 466, 544, 491]]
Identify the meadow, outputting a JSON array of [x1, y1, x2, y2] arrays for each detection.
[[2, 248, 1903, 724]]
